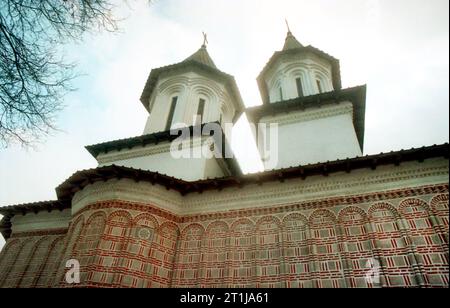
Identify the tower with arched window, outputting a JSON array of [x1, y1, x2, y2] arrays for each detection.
[[84, 43, 244, 181], [248, 29, 366, 170], [140, 44, 244, 134]]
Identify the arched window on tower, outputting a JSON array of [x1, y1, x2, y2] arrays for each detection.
[[195, 98, 206, 126], [165, 96, 179, 131], [296, 77, 304, 98], [316, 79, 323, 94], [314, 71, 332, 95]]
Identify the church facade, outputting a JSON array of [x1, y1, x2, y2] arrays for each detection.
[[0, 30, 448, 288]]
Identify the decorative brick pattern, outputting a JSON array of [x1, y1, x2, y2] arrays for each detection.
[[0, 189, 448, 288]]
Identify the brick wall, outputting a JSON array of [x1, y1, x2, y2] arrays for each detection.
[[0, 186, 448, 288]]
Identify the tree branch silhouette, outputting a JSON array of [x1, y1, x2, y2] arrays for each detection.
[[0, 0, 123, 147]]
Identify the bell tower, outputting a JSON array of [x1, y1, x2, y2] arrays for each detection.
[[86, 38, 244, 181], [248, 28, 366, 170], [140, 39, 244, 138]]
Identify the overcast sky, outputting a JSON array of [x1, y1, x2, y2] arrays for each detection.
[[0, 0, 448, 248]]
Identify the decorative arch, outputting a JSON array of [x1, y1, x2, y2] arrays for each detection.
[[231, 218, 255, 233], [16, 236, 53, 288], [220, 99, 234, 124], [54, 215, 84, 286], [0, 236, 39, 287], [271, 79, 284, 102], [314, 70, 331, 93], [158, 221, 180, 288], [205, 221, 229, 234], [337, 206, 375, 288], [399, 198, 431, 215], [172, 223, 205, 288], [107, 210, 133, 225], [338, 206, 368, 224], [399, 198, 448, 287], [133, 213, 158, 229], [282, 213, 311, 287], [255, 216, 283, 287], [34, 235, 65, 288], [199, 221, 230, 288], [158, 221, 180, 237], [121, 213, 160, 288], [430, 194, 449, 212], [0, 238, 22, 285], [158, 76, 189, 95], [105, 210, 133, 287], [368, 202, 401, 220], [430, 194, 449, 232], [282, 212, 309, 228], [285, 65, 311, 97], [368, 202, 419, 287], [78, 211, 107, 285], [230, 218, 256, 288], [308, 209, 345, 288], [256, 215, 282, 231], [181, 223, 206, 238], [65, 214, 85, 260], [191, 82, 220, 124], [309, 209, 338, 226]]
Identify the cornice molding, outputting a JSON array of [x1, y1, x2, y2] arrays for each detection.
[[10, 209, 71, 234], [71, 159, 448, 217], [260, 101, 353, 126], [10, 229, 68, 239], [96, 136, 210, 165], [72, 178, 183, 216]]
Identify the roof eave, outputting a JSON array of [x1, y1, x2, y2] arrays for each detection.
[[1, 143, 448, 232], [257, 47, 342, 104], [140, 60, 245, 115]]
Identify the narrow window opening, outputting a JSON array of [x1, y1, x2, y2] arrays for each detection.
[[316, 80, 323, 94], [165, 96, 178, 131], [279, 87, 284, 101], [296, 77, 304, 97], [196, 99, 206, 125]]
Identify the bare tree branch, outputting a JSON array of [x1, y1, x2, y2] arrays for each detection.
[[0, 0, 125, 147]]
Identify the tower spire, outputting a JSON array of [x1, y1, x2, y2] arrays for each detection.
[[282, 21, 303, 50], [183, 32, 217, 68]]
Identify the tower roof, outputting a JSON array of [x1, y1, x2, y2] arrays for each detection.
[[283, 31, 303, 50], [140, 43, 245, 120], [183, 45, 217, 69], [257, 30, 342, 104]]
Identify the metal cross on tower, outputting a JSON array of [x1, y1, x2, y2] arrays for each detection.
[[285, 19, 291, 33], [202, 32, 208, 47]]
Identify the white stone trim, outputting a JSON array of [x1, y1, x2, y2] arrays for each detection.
[[71, 158, 449, 217], [96, 136, 209, 165], [260, 101, 354, 126], [11, 209, 72, 234]]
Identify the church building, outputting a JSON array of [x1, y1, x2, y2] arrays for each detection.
[[0, 29, 448, 288]]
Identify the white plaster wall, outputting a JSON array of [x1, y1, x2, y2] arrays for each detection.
[[97, 139, 228, 182], [260, 103, 362, 170], [265, 53, 334, 103], [143, 72, 237, 135], [10, 209, 72, 234]]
